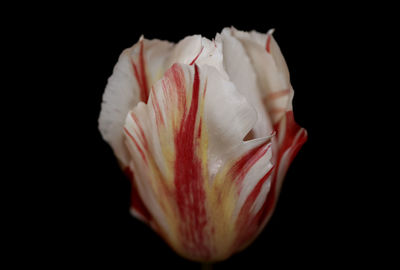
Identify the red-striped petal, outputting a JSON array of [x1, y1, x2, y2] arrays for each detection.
[[123, 63, 274, 261]]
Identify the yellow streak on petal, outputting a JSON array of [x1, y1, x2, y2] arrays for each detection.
[[204, 161, 238, 259], [198, 82, 209, 190], [158, 123, 175, 186]]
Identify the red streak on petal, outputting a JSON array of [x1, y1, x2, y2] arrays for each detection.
[[124, 167, 153, 222], [151, 88, 165, 127], [124, 127, 147, 164], [174, 65, 210, 259], [268, 107, 286, 115], [288, 130, 307, 164], [230, 143, 271, 188], [258, 111, 307, 224], [257, 170, 278, 225], [165, 64, 187, 112], [267, 88, 290, 100], [266, 34, 272, 53], [189, 46, 204, 66], [131, 59, 142, 89], [130, 41, 150, 103], [234, 165, 274, 247], [130, 112, 148, 150], [139, 41, 149, 102], [274, 111, 307, 156], [247, 167, 275, 215], [171, 64, 185, 90], [202, 79, 207, 99], [197, 118, 202, 139]]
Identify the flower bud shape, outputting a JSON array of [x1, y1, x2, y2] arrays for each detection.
[[99, 27, 307, 262]]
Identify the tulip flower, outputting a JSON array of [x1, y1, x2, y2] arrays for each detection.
[[98, 27, 307, 262]]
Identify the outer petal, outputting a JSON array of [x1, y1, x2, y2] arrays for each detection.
[[98, 37, 173, 167], [124, 63, 274, 261], [99, 35, 226, 168], [99, 35, 230, 224], [222, 27, 308, 242], [229, 28, 308, 192], [228, 27, 293, 124]]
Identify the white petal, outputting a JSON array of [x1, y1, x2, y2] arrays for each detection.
[[164, 35, 228, 77], [202, 64, 259, 178], [229, 27, 293, 124], [219, 29, 273, 138], [164, 35, 202, 67], [98, 38, 173, 166]]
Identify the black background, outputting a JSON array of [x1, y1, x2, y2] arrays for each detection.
[[24, 4, 390, 269]]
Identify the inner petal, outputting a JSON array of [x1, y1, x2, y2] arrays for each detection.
[[219, 29, 273, 138]]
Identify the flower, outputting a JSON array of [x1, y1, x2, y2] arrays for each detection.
[[98, 27, 307, 262]]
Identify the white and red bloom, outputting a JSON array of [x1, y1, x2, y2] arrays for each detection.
[[98, 27, 307, 262]]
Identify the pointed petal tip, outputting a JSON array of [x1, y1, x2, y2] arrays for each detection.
[[267, 28, 275, 36]]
